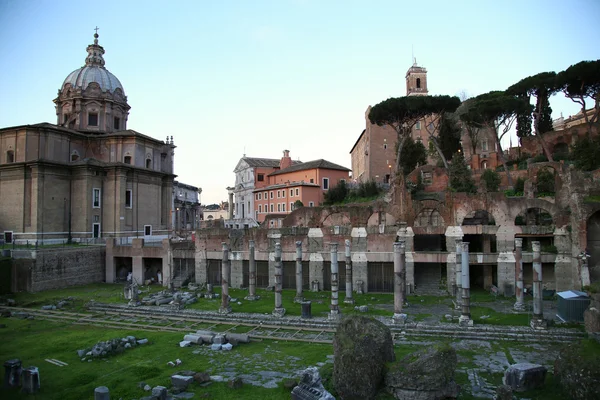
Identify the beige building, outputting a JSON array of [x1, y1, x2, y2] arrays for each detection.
[[0, 33, 176, 244]]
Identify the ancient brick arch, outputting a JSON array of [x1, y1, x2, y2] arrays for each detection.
[[455, 205, 508, 227], [413, 199, 447, 227], [462, 209, 495, 225], [509, 199, 560, 225], [321, 211, 351, 227]]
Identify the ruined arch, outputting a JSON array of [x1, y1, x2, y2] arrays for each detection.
[[552, 142, 569, 156], [414, 208, 445, 227], [321, 212, 351, 227], [462, 210, 495, 226], [514, 207, 553, 226]]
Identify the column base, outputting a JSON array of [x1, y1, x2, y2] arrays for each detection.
[[294, 296, 304, 304], [343, 298, 355, 305], [458, 315, 473, 327], [328, 310, 342, 321], [244, 295, 260, 301], [513, 301, 526, 311], [272, 307, 286, 318], [218, 306, 232, 314], [392, 313, 407, 324], [530, 318, 547, 330]]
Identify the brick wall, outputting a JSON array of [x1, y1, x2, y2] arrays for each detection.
[[12, 247, 105, 292]]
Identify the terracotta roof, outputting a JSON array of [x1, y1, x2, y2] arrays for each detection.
[[243, 157, 302, 168], [268, 159, 350, 176]]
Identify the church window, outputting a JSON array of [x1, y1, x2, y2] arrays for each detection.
[[125, 189, 132, 208], [88, 113, 98, 126], [114, 117, 120, 130], [6, 150, 14, 163], [257, 173, 264, 182], [71, 152, 79, 162], [124, 156, 131, 164], [416, 78, 421, 89], [415, 121, 421, 130], [93, 188, 101, 208], [146, 158, 152, 169]]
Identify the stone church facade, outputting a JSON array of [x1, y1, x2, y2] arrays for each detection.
[[0, 33, 176, 244]]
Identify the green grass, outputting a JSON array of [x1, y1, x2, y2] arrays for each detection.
[[0, 318, 331, 400], [470, 306, 530, 326]]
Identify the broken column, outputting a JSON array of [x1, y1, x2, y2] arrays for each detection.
[[344, 239, 354, 304], [328, 242, 341, 321], [294, 241, 304, 303], [514, 238, 525, 311], [273, 242, 286, 317], [94, 386, 110, 400], [3, 359, 21, 388], [245, 240, 259, 301], [21, 366, 40, 394], [393, 241, 407, 324], [531, 241, 547, 329], [219, 242, 231, 314], [459, 242, 473, 327], [455, 242, 462, 310]]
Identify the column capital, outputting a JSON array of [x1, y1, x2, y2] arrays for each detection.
[[295, 241, 302, 248], [394, 240, 406, 252], [249, 239, 255, 248], [515, 238, 523, 248], [329, 242, 338, 250], [532, 241, 541, 252], [461, 242, 469, 252], [221, 242, 228, 251]]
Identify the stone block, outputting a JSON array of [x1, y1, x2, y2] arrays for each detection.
[[171, 375, 193, 390], [503, 363, 547, 392], [179, 341, 191, 348], [212, 334, 226, 344], [211, 344, 222, 351], [21, 366, 40, 394], [94, 386, 110, 400], [222, 343, 233, 351], [151, 386, 167, 400]]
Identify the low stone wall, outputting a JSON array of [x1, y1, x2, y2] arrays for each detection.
[[12, 247, 105, 292]]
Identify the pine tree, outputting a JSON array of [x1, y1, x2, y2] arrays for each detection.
[[449, 151, 476, 193]]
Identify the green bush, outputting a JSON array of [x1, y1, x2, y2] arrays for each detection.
[[324, 180, 349, 205], [572, 135, 600, 171], [536, 168, 555, 194], [355, 180, 380, 198], [293, 200, 304, 208], [533, 154, 549, 163], [481, 169, 501, 192], [515, 177, 525, 193], [449, 152, 476, 193]]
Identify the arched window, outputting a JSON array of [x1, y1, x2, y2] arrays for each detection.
[[71, 151, 79, 162], [481, 160, 488, 170], [6, 150, 14, 163], [146, 158, 152, 169], [416, 78, 421, 89], [124, 155, 132, 164]]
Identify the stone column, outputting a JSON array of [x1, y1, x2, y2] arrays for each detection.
[[344, 239, 354, 304], [245, 240, 259, 300], [396, 223, 415, 293], [294, 241, 304, 303], [308, 228, 324, 291], [351, 227, 368, 294], [228, 191, 234, 220], [219, 242, 231, 314], [329, 242, 341, 321], [94, 386, 110, 400], [531, 241, 547, 329], [514, 238, 525, 311], [455, 242, 462, 309], [393, 241, 407, 323], [273, 242, 286, 317], [459, 242, 473, 327]]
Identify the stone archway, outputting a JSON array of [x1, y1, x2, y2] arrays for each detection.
[[587, 211, 600, 282]]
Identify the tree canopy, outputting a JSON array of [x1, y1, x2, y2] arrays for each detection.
[[369, 95, 460, 174], [556, 60, 600, 134], [507, 72, 559, 160], [399, 136, 427, 175], [460, 91, 532, 187]]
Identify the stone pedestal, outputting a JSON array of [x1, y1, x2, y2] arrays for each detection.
[[3, 359, 21, 388], [94, 386, 110, 400], [21, 366, 40, 394], [301, 301, 312, 319]]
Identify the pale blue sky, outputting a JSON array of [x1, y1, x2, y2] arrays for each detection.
[[1, 0, 599, 204]]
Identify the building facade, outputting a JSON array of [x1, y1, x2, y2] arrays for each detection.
[[172, 181, 202, 233], [0, 33, 176, 244]]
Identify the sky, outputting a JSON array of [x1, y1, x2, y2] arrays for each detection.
[[1, 0, 599, 205]]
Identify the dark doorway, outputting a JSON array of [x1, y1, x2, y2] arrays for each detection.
[[367, 262, 394, 292]]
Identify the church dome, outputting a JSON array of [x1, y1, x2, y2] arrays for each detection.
[[60, 32, 125, 94]]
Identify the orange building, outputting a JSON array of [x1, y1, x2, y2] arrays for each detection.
[[253, 153, 350, 225]]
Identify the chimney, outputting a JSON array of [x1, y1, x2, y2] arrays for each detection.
[[280, 150, 292, 170]]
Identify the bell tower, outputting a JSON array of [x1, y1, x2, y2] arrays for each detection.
[[406, 58, 428, 96]]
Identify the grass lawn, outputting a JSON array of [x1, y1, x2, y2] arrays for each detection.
[[0, 317, 332, 400]]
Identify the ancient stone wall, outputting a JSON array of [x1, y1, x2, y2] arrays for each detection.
[[12, 246, 105, 292]]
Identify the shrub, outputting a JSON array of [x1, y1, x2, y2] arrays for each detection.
[[355, 180, 381, 198], [481, 169, 501, 192], [514, 177, 525, 193], [536, 168, 555, 194], [533, 154, 548, 163], [572, 135, 600, 171], [449, 152, 476, 193], [294, 200, 304, 208], [324, 180, 349, 205]]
